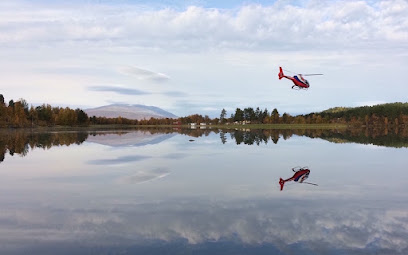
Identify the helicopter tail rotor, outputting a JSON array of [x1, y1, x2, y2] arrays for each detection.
[[279, 178, 285, 191], [278, 67, 284, 80]]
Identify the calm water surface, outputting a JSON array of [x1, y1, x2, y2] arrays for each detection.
[[0, 129, 407, 254]]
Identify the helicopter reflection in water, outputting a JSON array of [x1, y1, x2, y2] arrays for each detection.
[[279, 167, 318, 191]]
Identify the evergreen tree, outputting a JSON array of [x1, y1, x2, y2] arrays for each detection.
[[8, 100, 14, 109], [233, 108, 244, 122], [220, 108, 227, 123]]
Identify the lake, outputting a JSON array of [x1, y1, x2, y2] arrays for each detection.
[[0, 128, 407, 254]]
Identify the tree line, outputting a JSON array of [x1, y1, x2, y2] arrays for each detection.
[[141, 103, 408, 127], [0, 95, 88, 127], [218, 103, 408, 127], [1, 94, 408, 128]]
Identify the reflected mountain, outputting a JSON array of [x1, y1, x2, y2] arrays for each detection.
[[2, 127, 408, 163], [86, 130, 176, 147]]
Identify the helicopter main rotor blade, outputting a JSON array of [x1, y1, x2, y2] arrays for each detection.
[[301, 74, 323, 76], [302, 182, 318, 186]]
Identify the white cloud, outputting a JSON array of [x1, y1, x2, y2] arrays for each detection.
[[0, 0, 407, 117], [355, 101, 387, 107], [120, 66, 170, 82], [1, 1, 407, 51]]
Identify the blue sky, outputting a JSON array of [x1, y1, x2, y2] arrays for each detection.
[[1, 0, 407, 117]]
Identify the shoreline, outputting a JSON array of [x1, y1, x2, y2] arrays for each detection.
[[0, 123, 349, 131]]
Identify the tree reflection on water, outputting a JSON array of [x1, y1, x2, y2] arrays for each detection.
[[0, 131, 89, 163], [1, 126, 408, 163]]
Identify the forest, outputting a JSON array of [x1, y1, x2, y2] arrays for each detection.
[[221, 103, 408, 128], [1, 94, 408, 128], [0, 95, 88, 127]]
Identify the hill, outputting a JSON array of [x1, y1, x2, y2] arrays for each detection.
[[85, 104, 177, 120], [316, 102, 408, 120], [321, 106, 352, 114]]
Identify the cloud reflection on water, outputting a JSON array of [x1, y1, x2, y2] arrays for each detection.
[[0, 199, 407, 254], [116, 168, 170, 184], [87, 155, 151, 165]]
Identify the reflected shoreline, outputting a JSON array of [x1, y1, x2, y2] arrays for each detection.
[[1, 127, 408, 163]]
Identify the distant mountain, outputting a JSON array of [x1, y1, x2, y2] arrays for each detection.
[[85, 104, 177, 120]]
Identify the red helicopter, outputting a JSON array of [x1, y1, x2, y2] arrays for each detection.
[[278, 67, 322, 90], [279, 167, 317, 191]]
